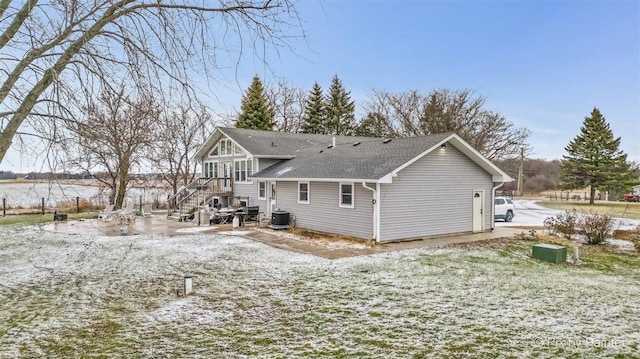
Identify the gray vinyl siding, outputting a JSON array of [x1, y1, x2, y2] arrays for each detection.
[[232, 182, 255, 205], [276, 181, 374, 239], [379, 146, 493, 242], [251, 159, 284, 212], [234, 158, 283, 209]]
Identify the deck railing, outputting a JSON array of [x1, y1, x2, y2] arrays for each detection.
[[167, 177, 233, 217]]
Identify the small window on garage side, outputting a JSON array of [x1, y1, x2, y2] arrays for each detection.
[[298, 182, 309, 204], [259, 181, 266, 200], [339, 183, 354, 208]]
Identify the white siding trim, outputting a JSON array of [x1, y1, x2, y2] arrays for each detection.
[[339, 182, 355, 208], [258, 181, 267, 200], [298, 181, 310, 204]]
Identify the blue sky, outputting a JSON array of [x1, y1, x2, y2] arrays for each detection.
[[1, 0, 638, 172], [230, 0, 639, 162]]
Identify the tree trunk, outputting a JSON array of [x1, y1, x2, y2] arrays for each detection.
[[115, 178, 127, 209], [589, 185, 596, 205]]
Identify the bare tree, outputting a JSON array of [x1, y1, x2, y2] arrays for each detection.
[[64, 85, 159, 208], [265, 80, 307, 132], [0, 0, 303, 164], [151, 104, 215, 195], [359, 89, 530, 161]]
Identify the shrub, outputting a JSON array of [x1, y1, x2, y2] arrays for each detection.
[[578, 211, 613, 245], [544, 210, 578, 240], [544, 210, 614, 245], [628, 225, 640, 252]]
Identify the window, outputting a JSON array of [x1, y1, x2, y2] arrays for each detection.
[[339, 183, 354, 208], [203, 162, 217, 178], [234, 159, 253, 183], [219, 139, 233, 156], [209, 144, 218, 156], [259, 182, 266, 200], [298, 182, 309, 204], [495, 198, 505, 205]]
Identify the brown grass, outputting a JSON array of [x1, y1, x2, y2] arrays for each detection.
[[286, 226, 375, 247], [539, 200, 640, 219]]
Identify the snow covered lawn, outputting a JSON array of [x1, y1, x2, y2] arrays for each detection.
[[1, 224, 639, 358]]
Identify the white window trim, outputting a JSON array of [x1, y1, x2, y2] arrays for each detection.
[[339, 182, 354, 208], [234, 158, 253, 184], [209, 143, 219, 157], [258, 181, 266, 200], [298, 181, 310, 204], [219, 139, 234, 157]]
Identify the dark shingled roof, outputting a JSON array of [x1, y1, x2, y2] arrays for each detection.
[[219, 127, 379, 157], [250, 132, 453, 181]]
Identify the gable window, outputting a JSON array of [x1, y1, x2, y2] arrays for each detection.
[[209, 144, 218, 156], [234, 159, 253, 183], [219, 139, 233, 156], [298, 182, 309, 204], [339, 183, 354, 208], [259, 181, 266, 200]]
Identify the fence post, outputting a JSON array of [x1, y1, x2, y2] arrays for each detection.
[[76, 196, 80, 213], [139, 195, 142, 211], [41, 197, 45, 215], [2, 198, 5, 217]]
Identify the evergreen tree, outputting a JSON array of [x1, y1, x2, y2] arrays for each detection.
[[354, 112, 391, 138], [300, 82, 326, 134], [325, 75, 356, 135], [236, 76, 274, 131], [560, 108, 634, 204]]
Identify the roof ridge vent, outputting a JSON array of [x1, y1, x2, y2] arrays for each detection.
[[383, 139, 392, 144]]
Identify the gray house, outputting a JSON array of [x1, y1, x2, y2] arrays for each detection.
[[190, 127, 512, 243]]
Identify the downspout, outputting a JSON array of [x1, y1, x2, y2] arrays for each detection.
[[362, 182, 378, 243], [491, 182, 504, 230]]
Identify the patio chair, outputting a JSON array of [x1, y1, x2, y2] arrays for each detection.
[[115, 200, 135, 222], [98, 204, 115, 221], [142, 204, 152, 217], [246, 206, 260, 222]]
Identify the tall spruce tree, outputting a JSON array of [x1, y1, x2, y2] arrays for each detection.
[[560, 108, 634, 204], [300, 82, 326, 134], [236, 76, 274, 130], [325, 75, 356, 135]]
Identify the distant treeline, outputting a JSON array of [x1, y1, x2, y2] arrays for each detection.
[[0, 171, 161, 181], [0, 171, 93, 180], [495, 159, 561, 193]]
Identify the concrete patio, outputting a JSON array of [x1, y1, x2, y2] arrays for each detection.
[[43, 214, 526, 259]]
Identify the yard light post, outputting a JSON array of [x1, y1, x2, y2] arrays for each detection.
[[184, 274, 193, 295]]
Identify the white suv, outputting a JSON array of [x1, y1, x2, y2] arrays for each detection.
[[494, 197, 515, 222]]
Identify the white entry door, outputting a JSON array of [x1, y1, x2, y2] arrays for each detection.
[[269, 182, 277, 214], [472, 190, 484, 233]]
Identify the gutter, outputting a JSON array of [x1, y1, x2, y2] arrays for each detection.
[[491, 182, 504, 230], [362, 182, 379, 243]]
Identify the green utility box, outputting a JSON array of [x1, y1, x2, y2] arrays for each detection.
[[532, 243, 567, 264]]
